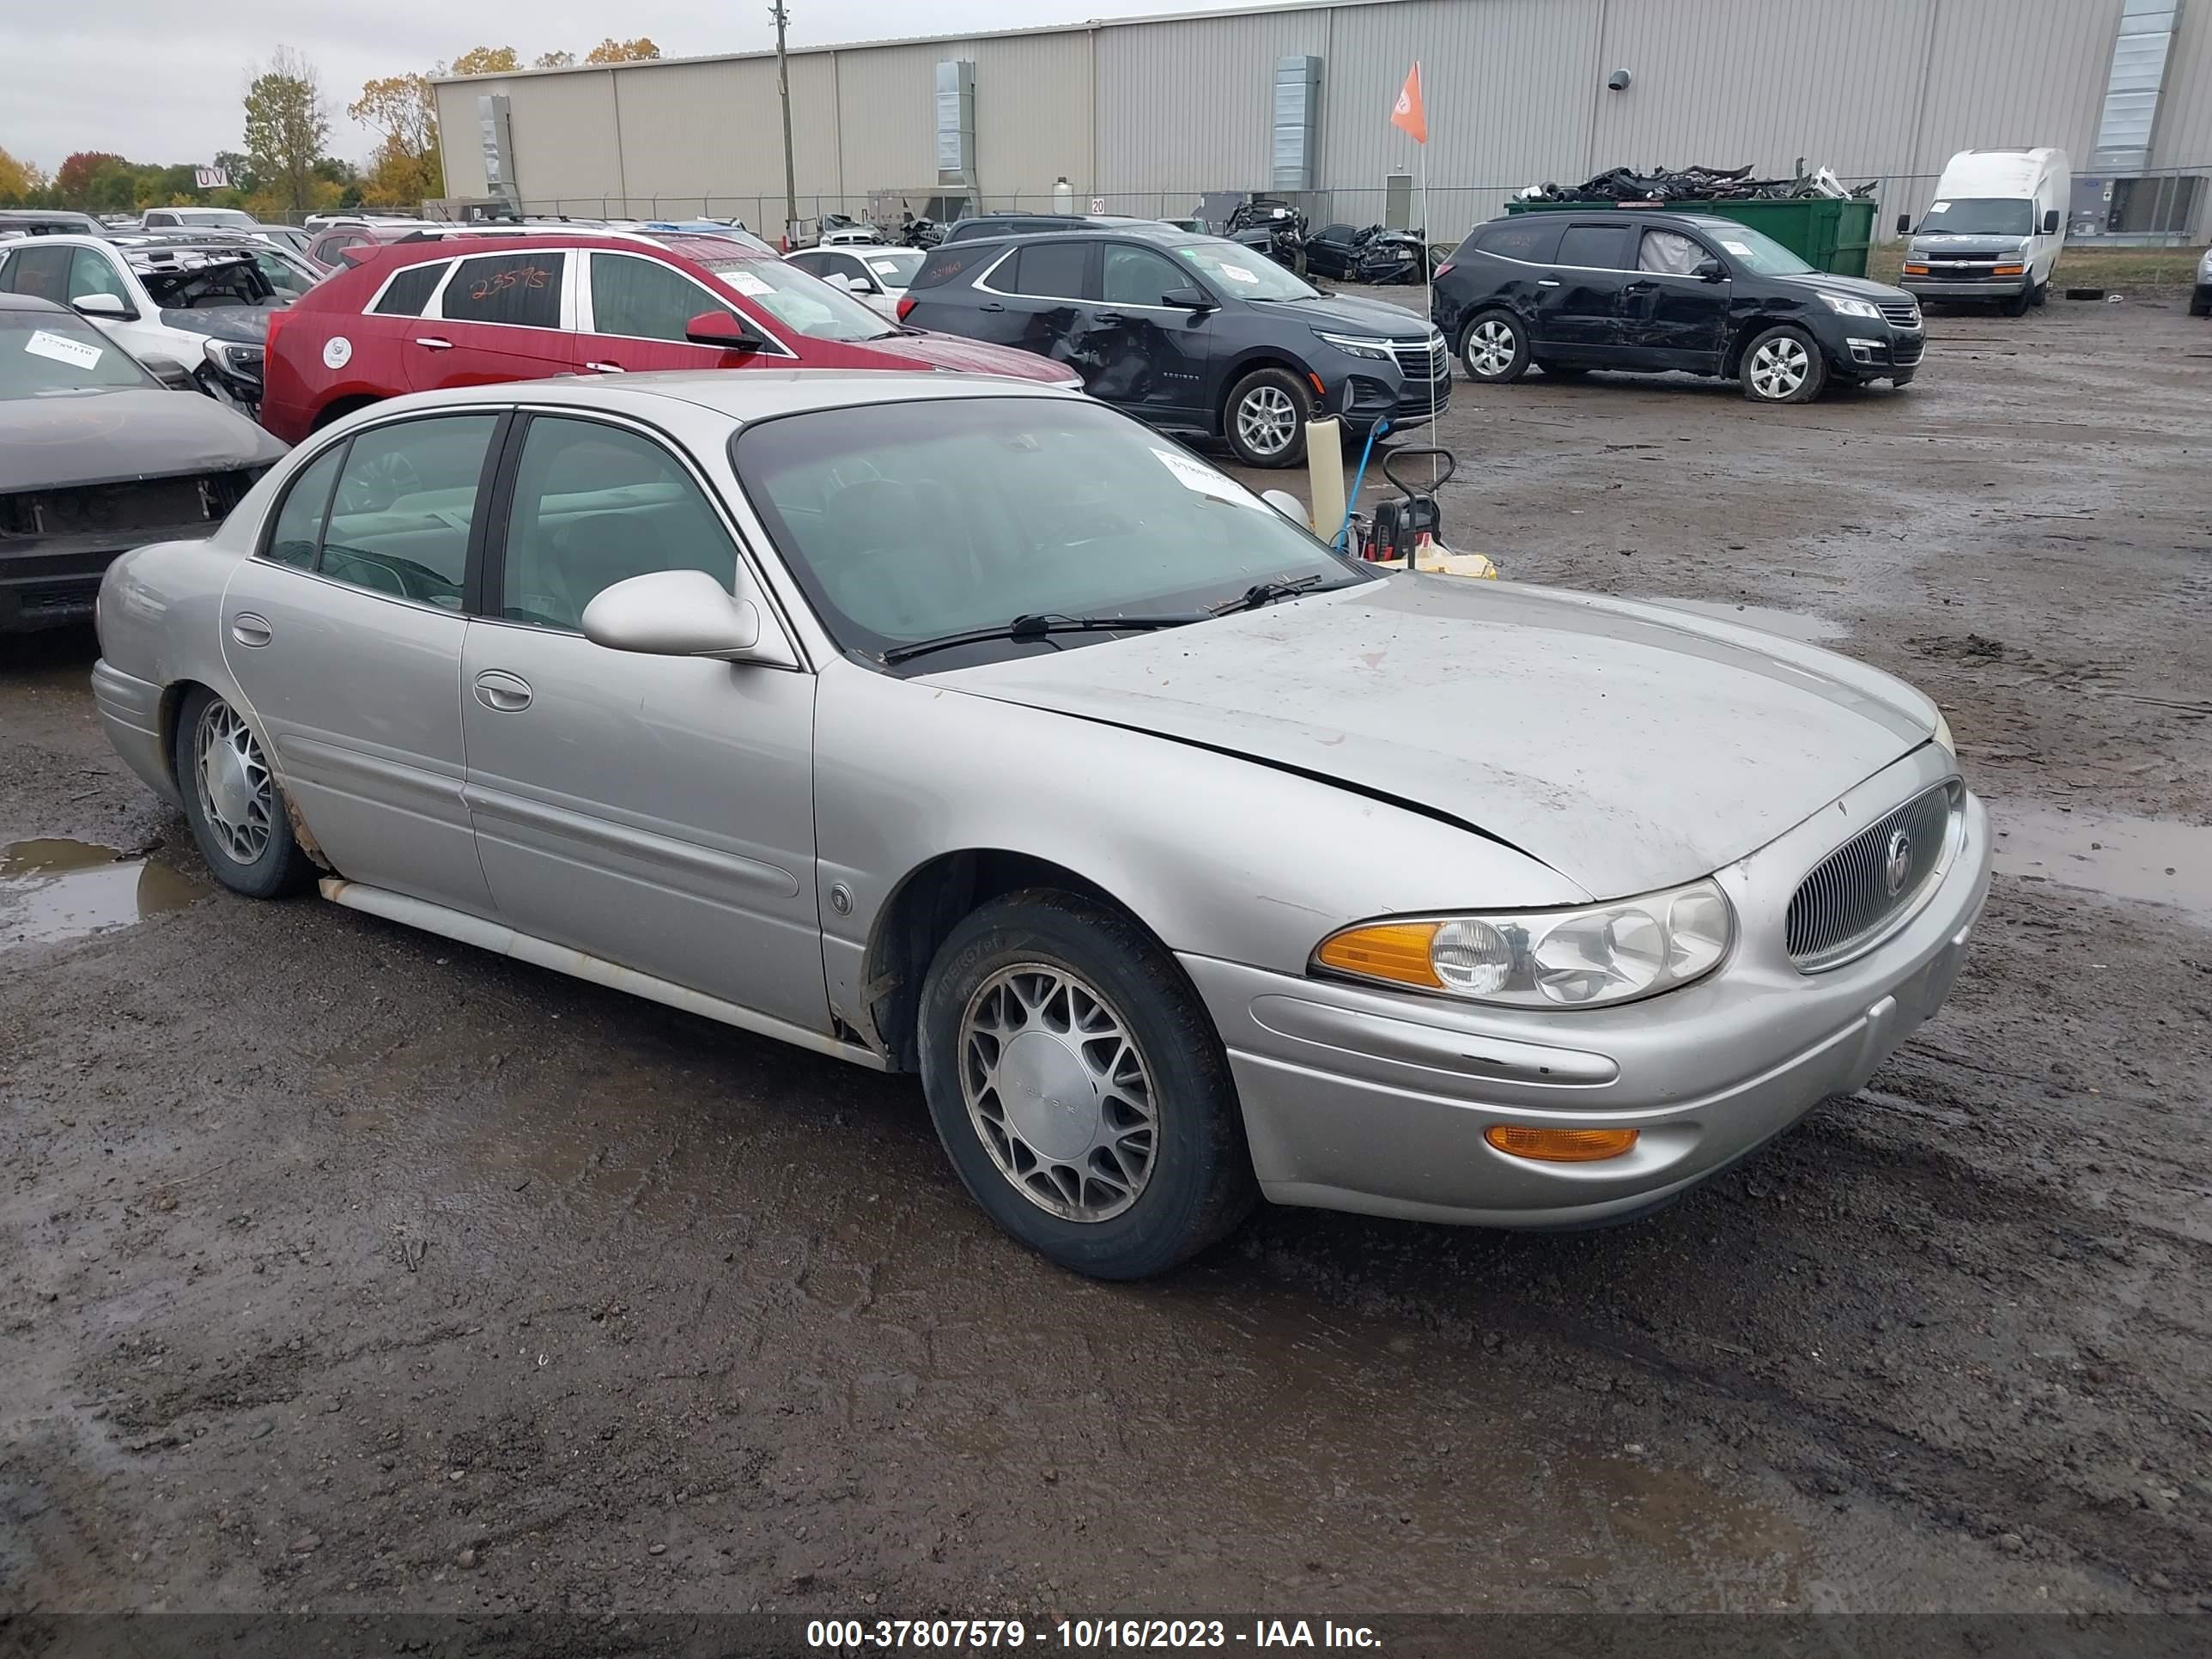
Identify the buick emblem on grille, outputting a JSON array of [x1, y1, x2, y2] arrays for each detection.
[[1883, 829, 1913, 897]]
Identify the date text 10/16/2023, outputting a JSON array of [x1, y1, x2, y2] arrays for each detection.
[[805, 1620, 1382, 1650]]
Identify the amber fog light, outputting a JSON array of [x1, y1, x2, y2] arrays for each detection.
[[1484, 1125, 1639, 1163]]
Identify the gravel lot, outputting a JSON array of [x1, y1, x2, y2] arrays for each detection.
[[3, 292, 2209, 1628]]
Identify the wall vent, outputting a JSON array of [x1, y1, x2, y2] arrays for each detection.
[[1273, 56, 1322, 192], [936, 60, 977, 190], [2092, 0, 2183, 171]]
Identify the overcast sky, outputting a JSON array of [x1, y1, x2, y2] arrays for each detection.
[[2, 0, 1239, 173]]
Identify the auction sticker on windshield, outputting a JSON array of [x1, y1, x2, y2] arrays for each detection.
[[1720, 240, 1753, 257], [25, 330, 102, 370], [1218, 264, 1260, 285], [728, 270, 774, 297], [1152, 446, 1261, 507]]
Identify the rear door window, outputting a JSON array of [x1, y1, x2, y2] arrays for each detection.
[[319, 415, 500, 606], [1556, 225, 1635, 270], [1007, 241, 1090, 301], [262, 444, 346, 569], [437, 252, 564, 330]]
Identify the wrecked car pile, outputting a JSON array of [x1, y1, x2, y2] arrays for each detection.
[[1520, 163, 1878, 205]]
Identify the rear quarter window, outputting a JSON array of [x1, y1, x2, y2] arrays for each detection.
[[908, 250, 974, 290], [1471, 219, 1565, 264], [371, 261, 447, 317], [439, 252, 563, 329]]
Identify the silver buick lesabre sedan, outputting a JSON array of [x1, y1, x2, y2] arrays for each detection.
[[93, 370, 1991, 1279]]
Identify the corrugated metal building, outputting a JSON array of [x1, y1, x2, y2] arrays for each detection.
[[432, 0, 2212, 240]]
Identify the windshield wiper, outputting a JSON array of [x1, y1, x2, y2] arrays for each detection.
[[880, 611, 1201, 666], [1208, 574, 1332, 615]]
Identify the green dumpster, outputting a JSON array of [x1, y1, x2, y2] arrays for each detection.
[[1504, 196, 1877, 277]]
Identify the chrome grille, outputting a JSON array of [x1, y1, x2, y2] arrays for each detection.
[[1391, 335, 1449, 382], [1786, 783, 1958, 969], [1879, 301, 1921, 327]]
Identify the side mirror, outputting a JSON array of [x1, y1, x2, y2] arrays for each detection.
[[2041, 209, 2060, 235], [1162, 284, 1215, 310], [72, 292, 135, 321], [1895, 213, 1911, 237], [823, 272, 854, 290], [582, 569, 764, 659], [141, 356, 198, 392], [685, 308, 763, 350], [1692, 258, 1727, 283]]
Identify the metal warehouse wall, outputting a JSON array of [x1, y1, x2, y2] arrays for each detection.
[[434, 0, 2212, 237]]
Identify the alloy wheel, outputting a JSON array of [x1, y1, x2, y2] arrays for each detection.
[[1235, 386, 1298, 458], [1468, 319, 1518, 377], [1747, 336, 1811, 399], [959, 963, 1158, 1223], [194, 699, 275, 866]]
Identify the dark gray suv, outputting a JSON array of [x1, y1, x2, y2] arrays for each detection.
[[902, 224, 1448, 467]]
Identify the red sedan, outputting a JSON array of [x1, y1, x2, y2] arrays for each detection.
[[260, 231, 1079, 443]]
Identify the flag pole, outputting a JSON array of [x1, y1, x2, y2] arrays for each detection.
[[1419, 63, 1438, 495]]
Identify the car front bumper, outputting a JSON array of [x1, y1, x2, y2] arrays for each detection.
[[1900, 275, 2031, 300], [1180, 748, 1990, 1228], [2, 530, 186, 635]]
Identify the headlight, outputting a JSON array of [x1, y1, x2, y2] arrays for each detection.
[[1314, 330, 1395, 361], [202, 339, 264, 376], [1817, 293, 1883, 319], [1932, 710, 1955, 756], [1312, 879, 1735, 1010]]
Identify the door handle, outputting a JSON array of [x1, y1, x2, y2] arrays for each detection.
[[230, 612, 272, 647], [472, 670, 532, 712], [1537, 278, 1561, 289], [1625, 280, 1657, 293], [414, 337, 454, 350], [585, 361, 626, 373], [976, 301, 1006, 313], [1092, 312, 1128, 327]]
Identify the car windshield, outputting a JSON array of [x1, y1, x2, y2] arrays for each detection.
[[734, 396, 1370, 667], [133, 254, 276, 309], [0, 310, 158, 398], [1170, 239, 1318, 300], [696, 256, 898, 342], [173, 210, 255, 228], [1702, 223, 1814, 276], [860, 249, 924, 288], [1917, 198, 2033, 237]]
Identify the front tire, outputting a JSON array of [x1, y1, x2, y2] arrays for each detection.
[[1461, 310, 1531, 383], [1740, 325, 1826, 404], [917, 890, 1257, 1279], [2028, 279, 2048, 308], [2000, 291, 2031, 317], [173, 685, 318, 899], [1222, 367, 1311, 468]]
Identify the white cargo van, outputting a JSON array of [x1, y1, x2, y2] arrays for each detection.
[[1896, 149, 2069, 315]]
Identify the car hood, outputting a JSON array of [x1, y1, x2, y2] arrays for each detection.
[[1768, 271, 1916, 306], [856, 330, 1078, 383], [1255, 292, 1438, 339], [0, 387, 288, 493], [1909, 234, 2031, 256], [931, 575, 1939, 899]]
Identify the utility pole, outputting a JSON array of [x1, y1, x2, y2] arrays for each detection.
[[771, 1, 798, 247]]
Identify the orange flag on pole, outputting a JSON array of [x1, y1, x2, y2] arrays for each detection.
[[1390, 60, 1427, 144]]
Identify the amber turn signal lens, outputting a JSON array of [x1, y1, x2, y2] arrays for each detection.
[[1483, 1125, 1639, 1163], [1315, 921, 1443, 988], [1902, 263, 1929, 275], [1993, 264, 2026, 276]]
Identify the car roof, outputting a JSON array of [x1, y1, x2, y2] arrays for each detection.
[[380, 368, 1074, 428], [939, 219, 1197, 252]]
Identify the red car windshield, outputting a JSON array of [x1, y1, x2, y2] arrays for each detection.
[[652, 236, 900, 343]]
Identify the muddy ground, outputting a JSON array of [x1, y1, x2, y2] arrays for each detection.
[[3, 294, 2209, 1638]]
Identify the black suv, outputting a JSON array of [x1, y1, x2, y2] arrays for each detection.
[[1432, 210, 1924, 404], [902, 225, 1449, 466], [937, 214, 1158, 246]]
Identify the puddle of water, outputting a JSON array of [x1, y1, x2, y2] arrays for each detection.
[[0, 839, 205, 948], [1988, 803, 2212, 921], [1646, 598, 1844, 644]]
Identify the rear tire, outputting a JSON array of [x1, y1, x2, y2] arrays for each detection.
[[1740, 325, 1826, 404], [173, 685, 319, 900], [917, 890, 1257, 1280], [1222, 367, 1311, 468], [1460, 310, 1531, 383]]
